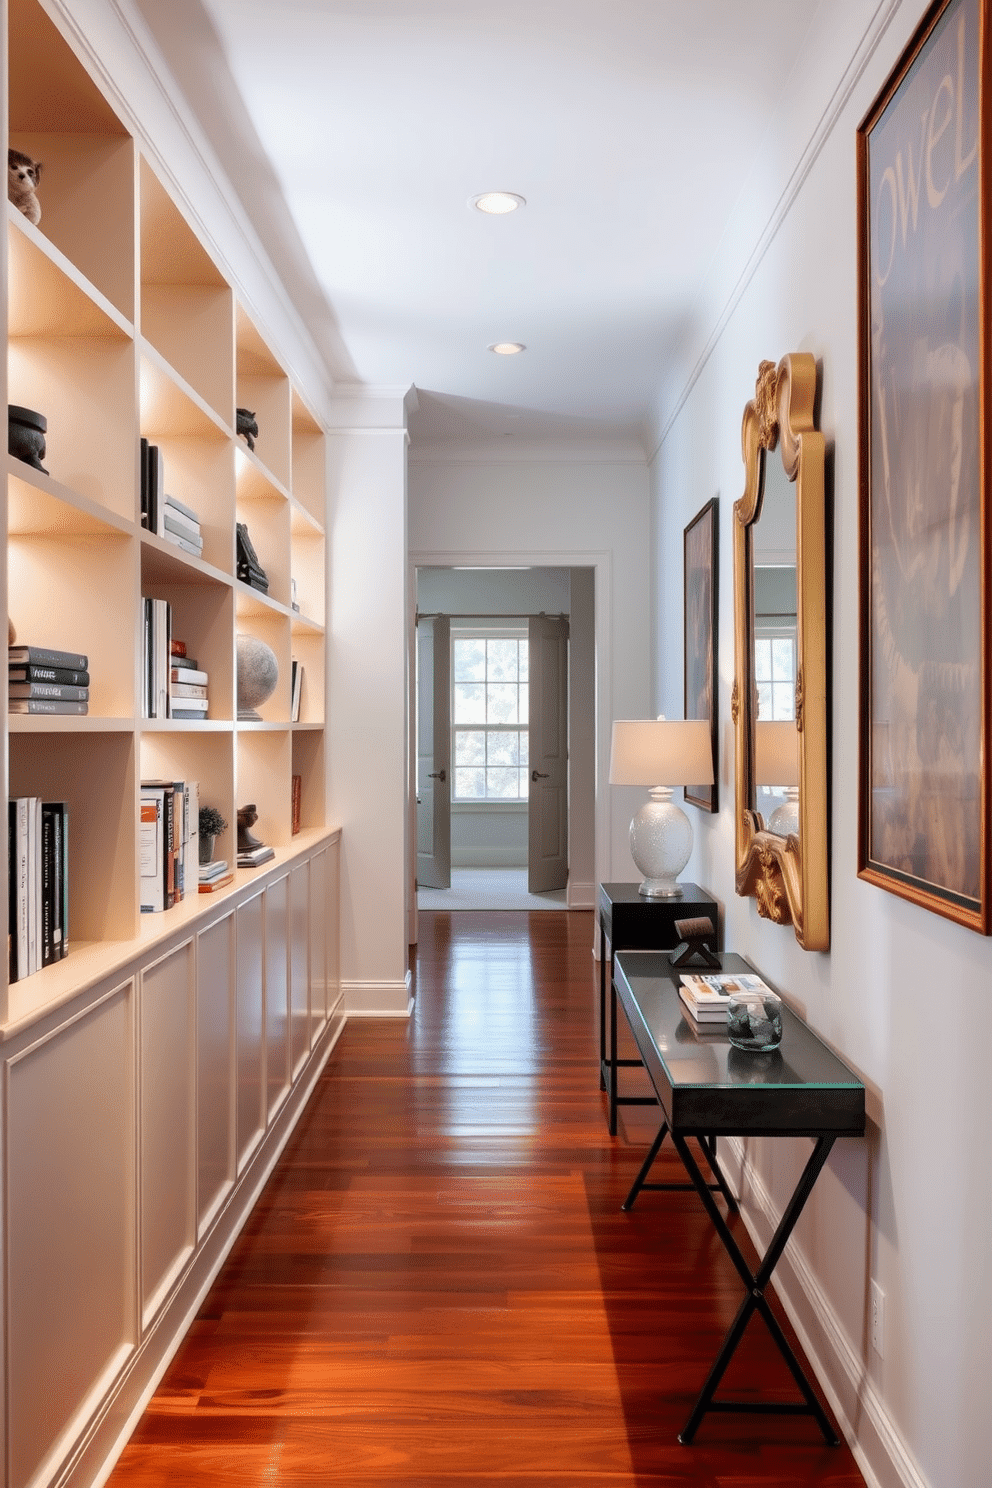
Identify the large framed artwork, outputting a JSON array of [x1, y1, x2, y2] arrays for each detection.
[[857, 0, 990, 929], [684, 496, 719, 812]]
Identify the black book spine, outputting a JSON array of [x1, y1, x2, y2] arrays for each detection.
[[140, 436, 149, 529], [8, 801, 17, 983], [41, 806, 54, 967]]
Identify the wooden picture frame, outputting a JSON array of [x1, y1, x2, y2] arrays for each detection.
[[857, 0, 990, 931], [684, 497, 719, 812]]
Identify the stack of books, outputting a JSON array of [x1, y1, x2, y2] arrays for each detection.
[[141, 439, 204, 559], [140, 779, 198, 912], [7, 798, 69, 979], [238, 841, 275, 868], [678, 970, 772, 1029], [199, 856, 234, 894], [236, 522, 269, 592], [161, 492, 203, 559], [9, 644, 90, 716], [169, 639, 209, 721]]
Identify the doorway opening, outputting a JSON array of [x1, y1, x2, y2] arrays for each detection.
[[414, 565, 593, 911]]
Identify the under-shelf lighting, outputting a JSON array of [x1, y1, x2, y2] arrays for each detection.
[[489, 342, 526, 355]]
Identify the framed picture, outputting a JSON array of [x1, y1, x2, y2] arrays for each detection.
[[684, 496, 719, 812], [857, 0, 990, 930]]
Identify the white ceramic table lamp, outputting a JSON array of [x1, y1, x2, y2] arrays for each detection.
[[756, 720, 800, 836], [609, 718, 713, 897]]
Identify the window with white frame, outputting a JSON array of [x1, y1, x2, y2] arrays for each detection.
[[452, 629, 529, 801]]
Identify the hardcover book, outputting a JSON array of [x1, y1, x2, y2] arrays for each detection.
[[9, 645, 88, 670], [9, 682, 89, 701], [9, 664, 90, 686], [9, 699, 88, 715]]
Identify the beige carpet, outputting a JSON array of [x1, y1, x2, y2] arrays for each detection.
[[417, 867, 567, 910]]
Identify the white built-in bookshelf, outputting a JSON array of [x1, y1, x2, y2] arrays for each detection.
[[2, 7, 342, 1488], [4, 0, 329, 1022]]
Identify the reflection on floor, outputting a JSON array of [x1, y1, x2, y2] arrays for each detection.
[[417, 866, 567, 911]]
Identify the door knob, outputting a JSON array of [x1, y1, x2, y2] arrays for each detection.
[[531, 769, 550, 781], [428, 768, 446, 781]]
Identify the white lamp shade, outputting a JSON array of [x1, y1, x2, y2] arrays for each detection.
[[609, 719, 713, 787], [756, 721, 799, 787]]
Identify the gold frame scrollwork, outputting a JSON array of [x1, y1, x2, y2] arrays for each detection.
[[733, 352, 829, 950]]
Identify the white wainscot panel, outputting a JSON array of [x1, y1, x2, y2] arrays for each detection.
[[265, 874, 290, 1121], [6, 983, 136, 1488], [290, 859, 309, 1076], [326, 835, 343, 1030], [197, 911, 235, 1235], [309, 847, 327, 1043], [236, 891, 265, 1172], [141, 939, 196, 1325]]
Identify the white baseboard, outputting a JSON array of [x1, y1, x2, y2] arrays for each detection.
[[724, 1138, 930, 1488], [342, 971, 413, 1016], [567, 879, 596, 910]]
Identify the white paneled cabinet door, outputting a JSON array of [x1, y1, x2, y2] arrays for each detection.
[[265, 874, 290, 1120], [237, 891, 266, 1171], [197, 912, 236, 1234], [6, 985, 137, 1488], [141, 940, 196, 1326], [290, 860, 310, 1076]]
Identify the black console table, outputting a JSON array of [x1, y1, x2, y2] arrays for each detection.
[[613, 949, 865, 1446], [598, 883, 717, 1135]]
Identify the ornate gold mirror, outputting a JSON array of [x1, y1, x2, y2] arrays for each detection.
[[732, 353, 828, 949]]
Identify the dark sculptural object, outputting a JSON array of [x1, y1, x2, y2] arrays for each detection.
[[237, 804, 265, 852], [9, 404, 48, 473], [236, 407, 258, 451]]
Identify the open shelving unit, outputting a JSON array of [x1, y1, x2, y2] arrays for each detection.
[[4, 0, 330, 1006], [1, 7, 341, 1488]]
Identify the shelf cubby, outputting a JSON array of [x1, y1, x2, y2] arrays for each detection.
[[9, 727, 137, 943], [291, 390, 325, 525], [236, 463, 291, 608], [8, 521, 136, 717], [290, 621, 325, 726], [141, 568, 235, 724], [236, 729, 293, 848], [139, 160, 233, 424], [236, 307, 291, 488], [139, 729, 236, 875], [8, 0, 135, 322], [292, 730, 326, 833], [290, 501, 325, 625], [235, 601, 290, 724]]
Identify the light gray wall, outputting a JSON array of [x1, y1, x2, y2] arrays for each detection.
[[650, 4, 990, 1486], [410, 444, 652, 904]]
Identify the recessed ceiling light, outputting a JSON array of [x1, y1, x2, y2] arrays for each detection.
[[489, 342, 526, 355], [471, 191, 525, 214]]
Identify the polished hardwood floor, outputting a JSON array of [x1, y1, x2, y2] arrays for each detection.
[[109, 910, 865, 1486]]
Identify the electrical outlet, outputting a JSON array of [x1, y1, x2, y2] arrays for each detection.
[[870, 1279, 884, 1357]]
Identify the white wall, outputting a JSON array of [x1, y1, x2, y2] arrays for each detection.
[[409, 441, 652, 896], [650, 3, 991, 1486]]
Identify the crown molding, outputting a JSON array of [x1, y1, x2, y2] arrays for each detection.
[[646, 0, 904, 463], [408, 437, 648, 465]]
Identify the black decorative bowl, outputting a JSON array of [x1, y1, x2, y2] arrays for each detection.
[[8, 404, 48, 473]]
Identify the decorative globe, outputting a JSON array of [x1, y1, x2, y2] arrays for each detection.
[[237, 633, 278, 720]]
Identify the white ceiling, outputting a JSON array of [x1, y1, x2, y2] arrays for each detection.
[[136, 0, 823, 442]]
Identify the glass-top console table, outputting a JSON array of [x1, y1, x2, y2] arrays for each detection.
[[613, 949, 865, 1446]]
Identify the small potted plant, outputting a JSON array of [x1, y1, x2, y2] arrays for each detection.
[[198, 805, 228, 865]]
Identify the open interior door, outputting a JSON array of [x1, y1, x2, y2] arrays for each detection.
[[528, 614, 569, 893], [416, 614, 451, 890]]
